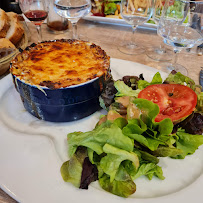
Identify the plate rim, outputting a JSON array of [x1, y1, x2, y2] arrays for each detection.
[[83, 13, 157, 30]]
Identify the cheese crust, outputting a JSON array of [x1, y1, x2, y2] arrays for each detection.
[[10, 39, 110, 89]]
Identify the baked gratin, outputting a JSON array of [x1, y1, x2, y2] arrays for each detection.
[[10, 39, 110, 89]]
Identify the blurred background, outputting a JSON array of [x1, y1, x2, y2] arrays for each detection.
[[0, 0, 22, 13]]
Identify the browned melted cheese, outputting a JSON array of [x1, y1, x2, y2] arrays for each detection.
[[10, 39, 110, 89]]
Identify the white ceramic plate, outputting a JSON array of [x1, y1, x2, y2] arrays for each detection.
[[83, 13, 157, 30], [0, 58, 203, 203]]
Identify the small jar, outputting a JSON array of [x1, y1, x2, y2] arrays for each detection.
[[47, 0, 69, 34]]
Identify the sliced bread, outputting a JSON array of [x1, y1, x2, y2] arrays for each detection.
[[0, 9, 10, 38], [6, 12, 24, 46], [0, 38, 16, 59]]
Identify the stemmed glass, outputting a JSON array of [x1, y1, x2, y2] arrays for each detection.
[[19, 0, 49, 42], [146, 0, 173, 61], [157, 0, 203, 75], [118, 0, 154, 55], [54, 0, 91, 39]]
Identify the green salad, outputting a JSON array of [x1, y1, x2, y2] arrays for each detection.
[[60, 71, 203, 198]]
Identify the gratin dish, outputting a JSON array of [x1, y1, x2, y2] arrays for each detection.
[[12, 75, 105, 122], [10, 39, 110, 122]]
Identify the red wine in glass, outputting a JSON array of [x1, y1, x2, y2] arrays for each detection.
[[19, 0, 49, 42], [24, 10, 48, 25]]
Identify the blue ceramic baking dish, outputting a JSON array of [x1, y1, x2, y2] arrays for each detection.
[[12, 75, 105, 122], [10, 39, 110, 122]]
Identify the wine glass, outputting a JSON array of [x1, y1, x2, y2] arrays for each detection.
[[54, 0, 91, 39], [146, 0, 173, 61], [118, 0, 154, 55], [157, 0, 203, 75], [19, 0, 49, 42]]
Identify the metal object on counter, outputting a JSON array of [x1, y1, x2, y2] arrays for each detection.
[[197, 43, 203, 56], [199, 67, 203, 90]]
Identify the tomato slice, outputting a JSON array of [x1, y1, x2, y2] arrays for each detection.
[[138, 84, 197, 122]]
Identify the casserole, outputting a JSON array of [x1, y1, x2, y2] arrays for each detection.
[[10, 39, 110, 122]]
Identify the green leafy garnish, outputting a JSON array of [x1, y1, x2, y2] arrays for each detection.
[[173, 129, 203, 159], [138, 72, 162, 90], [114, 80, 141, 97], [61, 71, 203, 198]]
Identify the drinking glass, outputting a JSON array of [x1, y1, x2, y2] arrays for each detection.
[[19, 0, 49, 42], [157, 0, 203, 75], [118, 0, 154, 55], [54, 0, 91, 39], [146, 0, 173, 61], [47, 0, 69, 34]]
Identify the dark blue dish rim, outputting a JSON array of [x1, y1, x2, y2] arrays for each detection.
[[12, 74, 105, 106]]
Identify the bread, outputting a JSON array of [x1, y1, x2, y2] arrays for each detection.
[[0, 9, 10, 38], [10, 39, 111, 89], [0, 38, 16, 58], [5, 12, 25, 45]]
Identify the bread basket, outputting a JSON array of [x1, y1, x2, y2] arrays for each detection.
[[0, 31, 28, 76]]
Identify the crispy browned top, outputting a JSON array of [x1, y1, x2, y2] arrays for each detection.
[[10, 39, 110, 88]]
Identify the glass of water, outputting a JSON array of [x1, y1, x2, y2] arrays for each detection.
[[157, 0, 203, 75], [54, 0, 91, 39], [118, 0, 154, 55], [146, 0, 173, 61]]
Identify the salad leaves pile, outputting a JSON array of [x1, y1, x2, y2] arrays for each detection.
[[61, 71, 203, 198], [104, 0, 120, 15], [91, 0, 121, 16]]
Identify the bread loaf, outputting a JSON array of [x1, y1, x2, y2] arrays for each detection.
[[0, 38, 16, 59], [0, 9, 10, 38], [6, 12, 25, 45]]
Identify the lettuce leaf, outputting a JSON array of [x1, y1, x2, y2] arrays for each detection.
[[114, 80, 141, 97], [138, 150, 159, 164], [68, 121, 134, 157], [123, 126, 165, 151], [152, 146, 183, 157], [68, 131, 104, 157], [138, 72, 162, 90], [196, 92, 203, 112], [61, 147, 98, 189], [80, 157, 98, 189], [126, 118, 148, 134], [131, 98, 159, 128], [146, 165, 165, 180], [60, 148, 87, 187], [164, 72, 197, 91], [100, 144, 139, 182], [123, 99, 174, 151], [99, 171, 136, 198], [172, 129, 203, 159], [133, 163, 165, 180]]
